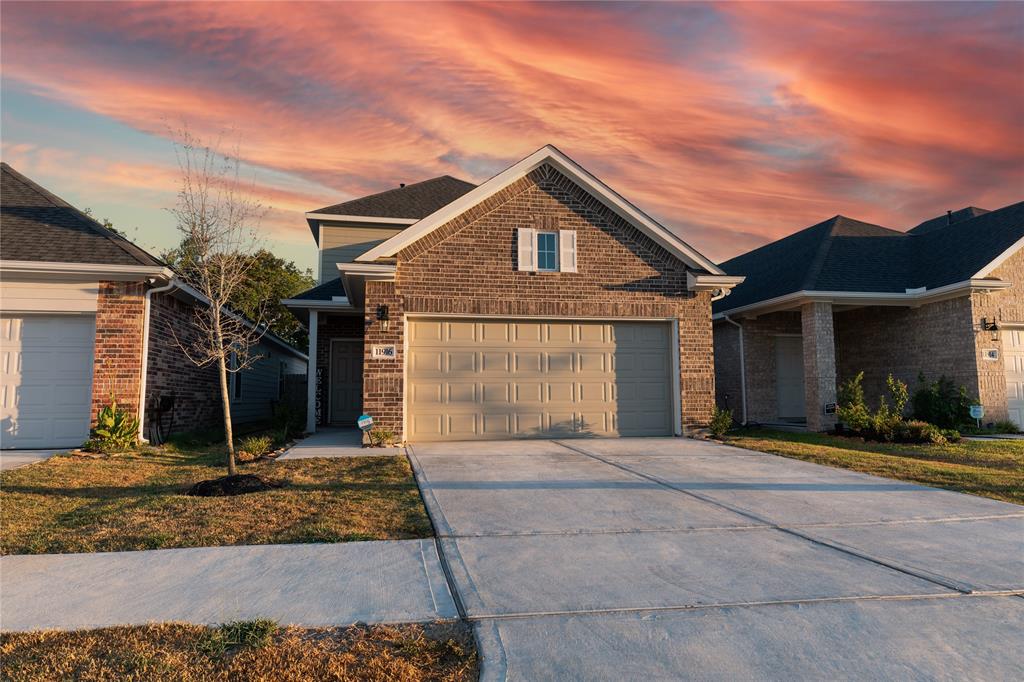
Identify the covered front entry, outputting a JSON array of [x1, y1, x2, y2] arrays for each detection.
[[775, 335, 806, 421], [406, 318, 675, 441], [330, 339, 363, 425]]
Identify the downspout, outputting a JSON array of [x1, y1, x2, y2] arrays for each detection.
[[722, 314, 748, 426], [138, 277, 178, 442]]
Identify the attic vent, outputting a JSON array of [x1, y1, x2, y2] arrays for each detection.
[[905, 287, 926, 295], [400, 183, 406, 188]]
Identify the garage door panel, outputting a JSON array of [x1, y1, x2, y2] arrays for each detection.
[[2, 314, 96, 449], [1004, 329, 1024, 430], [407, 318, 673, 441]]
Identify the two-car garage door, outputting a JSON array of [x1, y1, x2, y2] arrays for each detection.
[[1, 315, 96, 449], [407, 318, 675, 441]]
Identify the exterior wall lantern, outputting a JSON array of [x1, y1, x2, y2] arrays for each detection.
[[376, 304, 390, 332], [981, 317, 1000, 341]]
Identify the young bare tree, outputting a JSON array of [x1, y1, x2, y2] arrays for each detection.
[[169, 129, 269, 476]]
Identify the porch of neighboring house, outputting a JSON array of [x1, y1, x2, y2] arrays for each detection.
[[715, 299, 998, 431]]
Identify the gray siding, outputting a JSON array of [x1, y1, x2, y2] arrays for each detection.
[[230, 341, 307, 426], [318, 222, 404, 282]]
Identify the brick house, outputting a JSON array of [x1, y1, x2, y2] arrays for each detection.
[[712, 203, 1024, 431], [0, 163, 306, 449], [284, 145, 742, 442]]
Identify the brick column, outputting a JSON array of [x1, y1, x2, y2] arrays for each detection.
[[801, 301, 837, 431], [679, 291, 716, 431], [363, 281, 404, 439], [91, 281, 146, 423]]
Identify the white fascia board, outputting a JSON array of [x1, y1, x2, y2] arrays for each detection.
[[281, 298, 354, 310], [712, 279, 1011, 320], [974, 235, 1024, 278], [355, 144, 725, 274], [305, 213, 418, 225], [336, 262, 397, 277], [0, 260, 172, 281], [687, 272, 746, 291]]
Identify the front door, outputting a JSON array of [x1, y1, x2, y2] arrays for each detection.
[[330, 339, 363, 426], [775, 336, 806, 420]]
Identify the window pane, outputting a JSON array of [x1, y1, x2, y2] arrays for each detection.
[[537, 232, 557, 271]]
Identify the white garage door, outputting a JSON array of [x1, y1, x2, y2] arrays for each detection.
[[407, 318, 675, 441], [1003, 328, 1024, 429], [1, 315, 96, 449]]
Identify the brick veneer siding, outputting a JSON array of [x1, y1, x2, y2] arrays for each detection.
[[314, 311, 365, 426], [363, 163, 717, 439], [363, 281, 404, 434], [144, 292, 221, 436], [91, 281, 146, 422], [970, 248, 1024, 421], [801, 302, 838, 431]]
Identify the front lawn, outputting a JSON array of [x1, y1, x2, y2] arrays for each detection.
[[725, 429, 1024, 505], [0, 620, 477, 681], [0, 443, 432, 555]]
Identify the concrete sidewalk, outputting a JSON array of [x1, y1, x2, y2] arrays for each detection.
[[280, 428, 399, 459], [0, 540, 457, 632]]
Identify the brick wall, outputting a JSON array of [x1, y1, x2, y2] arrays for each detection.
[[144, 291, 221, 436], [969, 247, 1024, 421], [363, 163, 716, 438], [363, 281, 404, 434], [91, 281, 145, 421]]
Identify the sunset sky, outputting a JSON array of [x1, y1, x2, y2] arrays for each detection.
[[2, 1, 1022, 275]]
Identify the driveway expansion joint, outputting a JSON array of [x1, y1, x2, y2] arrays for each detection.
[[552, 440, 989, 596]]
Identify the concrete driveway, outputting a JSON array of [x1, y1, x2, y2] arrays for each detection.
[[408, 438, 1024, 680]]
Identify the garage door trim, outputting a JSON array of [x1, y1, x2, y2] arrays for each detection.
[[403, 314, 681, 439]]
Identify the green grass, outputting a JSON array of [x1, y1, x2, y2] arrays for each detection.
[[0, 442, 433, 555], [0, 620, 477, 681], [725, 428, 1024, 505]]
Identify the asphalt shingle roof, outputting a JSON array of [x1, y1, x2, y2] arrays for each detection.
[[715, 202, 1024, 314], [290, 277, 346, 302], [313, 175, 476, 219], [909, 206, 990, 234], [0, 162, 163, 267]]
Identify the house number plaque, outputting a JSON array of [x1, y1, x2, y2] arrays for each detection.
[[371, 344, 396, 359]]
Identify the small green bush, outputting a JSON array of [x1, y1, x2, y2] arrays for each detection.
[[709, 406, 733, 437], [905, 420, 947, 444], [993, 420, 1020, 434], [237, 434, 273, 462], [836, 372, 871, 432], [368, 428, 396, 447], [83, 395, 139, 453], [911, 374, 974, 429]]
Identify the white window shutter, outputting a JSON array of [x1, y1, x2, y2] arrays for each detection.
[[559, 230, 577, 273], [517, 227, 536, 271]]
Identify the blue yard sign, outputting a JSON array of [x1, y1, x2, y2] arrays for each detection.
[[357, 414, 374, 431]]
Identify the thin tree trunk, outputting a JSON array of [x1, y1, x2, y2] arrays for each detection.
[[217, 350, 237, 477]]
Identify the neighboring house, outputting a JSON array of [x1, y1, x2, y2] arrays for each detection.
[[712, 202, 1024, 431], [284, 145, 742, 442], [0, 163, 306, 449]]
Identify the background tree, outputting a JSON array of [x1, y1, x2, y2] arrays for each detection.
[[163, 245, 314, 347], [168, 130, 268, 477]]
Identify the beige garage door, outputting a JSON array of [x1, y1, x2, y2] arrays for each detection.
[[1003, 329, 1024, 429], [407, 318, 674, 441]]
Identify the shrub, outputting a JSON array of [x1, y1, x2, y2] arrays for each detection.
[[272, 401, 305, 442], [237, 435, 273, 462], [912, 374, 974, 429], [83, 395, 139, 453], [368, 428, 396, 447], [836, 372, 871, 432], [886, 374, 909, 416], [993, 420, 1021, 434], [905, 420, 947, 444], [709, 406, 733, 437], [940, 428, 961, 442]]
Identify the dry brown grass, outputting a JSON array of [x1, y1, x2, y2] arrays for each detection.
[[0, 621, 477, 681], [0, 443, 433, 555], [727, 429, 1024, 505]]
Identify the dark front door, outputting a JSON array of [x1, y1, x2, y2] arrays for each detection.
[[330, 339, 363, 425]]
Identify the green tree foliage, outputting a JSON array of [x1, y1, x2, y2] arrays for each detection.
[[163, 243, 314, 348]]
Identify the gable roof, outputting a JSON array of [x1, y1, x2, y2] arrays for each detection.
[[355, 145, 725, 274], [715, 201, 1024, 315], [312, 175, 477, 219], [0, 162, 164, 267], [909, 206, 990, 234]]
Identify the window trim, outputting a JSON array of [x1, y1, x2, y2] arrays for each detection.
[[535, 231, 559, 272]]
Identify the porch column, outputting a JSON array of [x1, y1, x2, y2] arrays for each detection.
[[801, 302, 837, 431], [305, 310, 318, 434]]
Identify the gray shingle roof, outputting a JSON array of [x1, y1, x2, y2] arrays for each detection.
[[909, 206, 990, 234], [313, 175, 476, 219], [715, 202, 1024, 314], [290, 277, 346, 302], [0, 162, 163, 267]]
